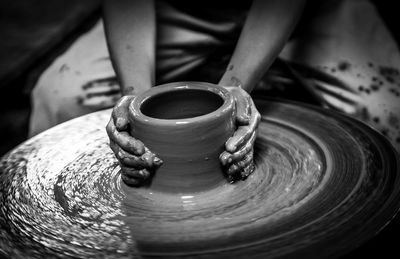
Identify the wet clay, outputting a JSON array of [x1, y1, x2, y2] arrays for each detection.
[[0, 99, 399, 258]]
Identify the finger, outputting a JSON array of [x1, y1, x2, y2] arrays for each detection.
[[219, 151, 232, 167], [121, 166, 151, 180], [225, 101, 260, 153], [225, 127, 250, 153], [227, 150, 254, 176], [232, 89, 251, 125], [222, 131, 256, 166], [112, 96, 134, 131], [107, 119, 145, 156], [227, 163, 256, 183], [110, 140, 147, 169], [240, 163, 256, 180], [121, 173, 142, 187], [249, 97, 262, 126], [110, 140, 162, 170], [231, 131, 256, 162], [141, 148, 164, 168]]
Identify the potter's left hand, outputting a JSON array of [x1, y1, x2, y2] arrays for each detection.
[[220, 87, 261, 181], [107, 95, 163, 187]]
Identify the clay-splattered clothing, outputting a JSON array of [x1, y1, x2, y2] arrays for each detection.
[[30, 0, 400, 152]]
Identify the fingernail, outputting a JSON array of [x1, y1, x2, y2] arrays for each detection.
[[153, 157, 163, 167], [227, 144, 236, 153]]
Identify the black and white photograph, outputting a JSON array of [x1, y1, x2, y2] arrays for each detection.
[[0, 0, 399, 258]]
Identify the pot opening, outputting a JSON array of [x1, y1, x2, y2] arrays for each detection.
[[141, 89, 224, 119]]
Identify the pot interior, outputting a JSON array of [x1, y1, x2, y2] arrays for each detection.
[[140, 89, 224, 119]]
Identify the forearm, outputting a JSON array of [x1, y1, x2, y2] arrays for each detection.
[[219, 0, 305, 92], [103, 0, 156, 95]]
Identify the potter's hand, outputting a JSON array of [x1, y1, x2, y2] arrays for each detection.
[[220, 87, 261, 182], [106, 95, 163, 186]]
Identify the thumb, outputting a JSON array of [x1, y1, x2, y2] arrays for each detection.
[[226, 87, 251, 125], [112, 95, 135, 131]]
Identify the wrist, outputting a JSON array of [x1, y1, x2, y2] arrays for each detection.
[[121, 78, 153, 97]]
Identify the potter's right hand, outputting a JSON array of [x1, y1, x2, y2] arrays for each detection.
[[106, 95, 163, 186]]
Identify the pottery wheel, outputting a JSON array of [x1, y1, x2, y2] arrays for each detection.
[[1, 98, 399, 258]]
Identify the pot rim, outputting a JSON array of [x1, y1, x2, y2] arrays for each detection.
[[129, 81, 235, 127]]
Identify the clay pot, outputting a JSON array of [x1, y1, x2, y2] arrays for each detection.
[[128, 82, 235, 193]]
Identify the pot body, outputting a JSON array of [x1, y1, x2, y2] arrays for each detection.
[[129, 82, 235, 193]]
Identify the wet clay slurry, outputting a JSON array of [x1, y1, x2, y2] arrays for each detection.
[[129, 82, 235, 193], [0, 99, 399, 258]]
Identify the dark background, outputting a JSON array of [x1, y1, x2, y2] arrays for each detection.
[[0, 0, 399, 258]]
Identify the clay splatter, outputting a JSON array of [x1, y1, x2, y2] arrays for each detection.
[[370, 84, 379, 91], [379, 66, 400, 85], [338, 61, 351, 71], [389, 88, 400, 97], [358, 85, 372, 94], [388, 113, 399, 128], [59, 64, 70, 73]]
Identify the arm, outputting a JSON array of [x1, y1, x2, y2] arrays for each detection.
[[103, 0, 156, 95], [104, 0, 162, 187], [219, 0, 306, 92], [219, 0, 305, 180]]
